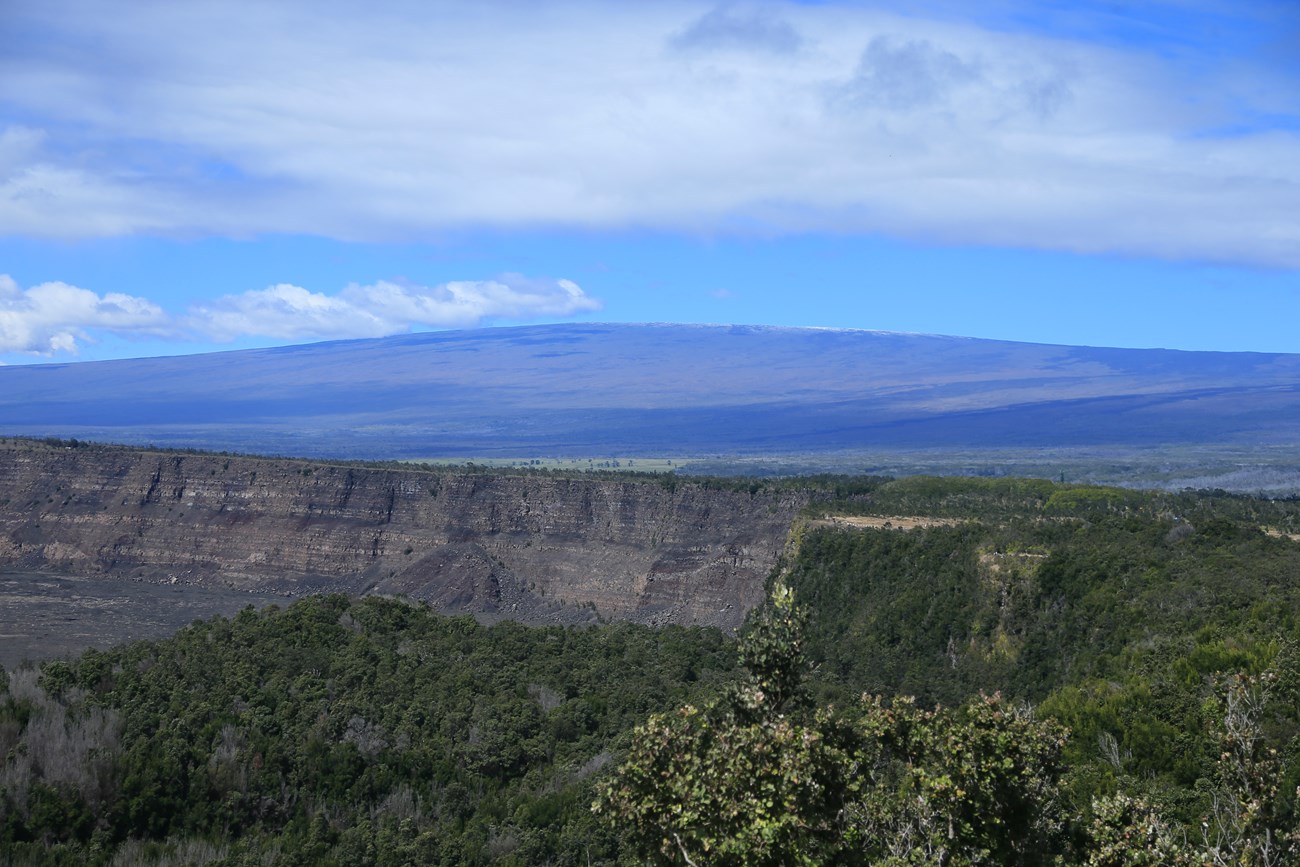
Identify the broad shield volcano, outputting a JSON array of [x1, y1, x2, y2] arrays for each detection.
[[2, 323, 1298, 458]]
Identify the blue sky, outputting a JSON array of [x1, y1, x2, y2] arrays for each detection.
[[1, 0, 1298, 364]]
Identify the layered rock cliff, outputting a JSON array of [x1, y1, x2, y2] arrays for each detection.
[[0, 441, 808, 629]]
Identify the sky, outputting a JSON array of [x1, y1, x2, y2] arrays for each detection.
[[1, 0, 1298, 364]]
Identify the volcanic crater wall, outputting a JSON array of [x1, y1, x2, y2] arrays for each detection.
[[0, 441, 807, 629]]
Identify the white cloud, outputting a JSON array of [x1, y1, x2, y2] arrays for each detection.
[[0, 274, 172, 354], [0, 126, 193, 237], [0, 271, 600, 356], [0, 1, 1298, 265], [189, 276, 602, 341]]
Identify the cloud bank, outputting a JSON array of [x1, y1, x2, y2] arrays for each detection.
[[191, 276, 602, 341], [1, 1, 1298, 266], [0, 275, 171, 354], [0, 274, 599, 355]]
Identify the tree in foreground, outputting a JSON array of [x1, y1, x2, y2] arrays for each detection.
[[592, 583, 851, 864], [593, 583, 1071, 865]]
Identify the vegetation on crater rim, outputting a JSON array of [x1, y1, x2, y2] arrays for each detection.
[[2, 474, 1299, 864]]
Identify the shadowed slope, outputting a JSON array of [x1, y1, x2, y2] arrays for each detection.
[[1, 323, 1298, 457]]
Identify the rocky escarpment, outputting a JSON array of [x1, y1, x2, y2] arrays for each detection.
[[0, 441, 808, 629]]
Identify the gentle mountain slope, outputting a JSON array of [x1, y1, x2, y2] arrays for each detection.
[[2, 323, 1298, 458]]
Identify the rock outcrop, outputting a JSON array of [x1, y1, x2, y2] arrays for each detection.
[[0, 441, 807, 629]]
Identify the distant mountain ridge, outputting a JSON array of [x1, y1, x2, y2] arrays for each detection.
[[1, 322, 1298, 459]]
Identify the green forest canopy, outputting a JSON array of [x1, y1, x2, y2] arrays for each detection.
[[3, 475, 1300, 864]]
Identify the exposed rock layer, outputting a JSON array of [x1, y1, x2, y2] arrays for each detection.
[[0, 442, 806, 629]]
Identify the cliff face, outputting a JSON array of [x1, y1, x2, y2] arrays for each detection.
[[0, 442, 806, 629]]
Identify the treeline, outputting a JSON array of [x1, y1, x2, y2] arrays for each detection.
[[815, 473, 1300, 529]]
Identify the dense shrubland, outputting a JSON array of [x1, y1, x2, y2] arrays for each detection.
[[0, 599, 737, 864], [599, 586, 1299, 864], [3, 475, 1300, 863]]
